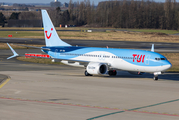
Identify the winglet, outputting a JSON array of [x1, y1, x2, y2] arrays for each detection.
[[151, 44, 154, 52], [7, 43, 19, 59]]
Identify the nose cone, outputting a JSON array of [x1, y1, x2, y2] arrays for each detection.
[[167, 63, 172, 69], [162, 61, 172, 71]]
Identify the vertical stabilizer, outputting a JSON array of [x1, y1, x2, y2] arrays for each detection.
[[41, 10, 71, 47]]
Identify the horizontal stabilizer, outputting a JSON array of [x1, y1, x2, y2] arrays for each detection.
[[7, 43, 19, 59]]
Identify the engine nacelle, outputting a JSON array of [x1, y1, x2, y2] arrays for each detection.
[[128, 71, 145, 75], [87, 62, 108, 75]]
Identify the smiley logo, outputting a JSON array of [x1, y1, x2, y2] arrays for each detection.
[[45, 28, 53, 39]]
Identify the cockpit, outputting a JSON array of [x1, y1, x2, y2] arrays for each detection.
[[155, 58, 166, 61]]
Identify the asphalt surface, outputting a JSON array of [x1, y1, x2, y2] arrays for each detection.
[[0, 74, 9, 87], [0, 35, 179, 120], [0, 29, 81, 32], [0, 49, 179, 120], [1, 37, 179, 52]]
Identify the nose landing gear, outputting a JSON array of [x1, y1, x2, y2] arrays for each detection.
[[153, 76, 158, 80], [153, 72, 161, 81]]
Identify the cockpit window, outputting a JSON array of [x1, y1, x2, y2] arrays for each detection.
[[161, 58, 166, 60], [155, 58, 166, 61]]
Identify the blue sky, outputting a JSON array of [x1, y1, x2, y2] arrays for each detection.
[[0, 0, 179, 5]]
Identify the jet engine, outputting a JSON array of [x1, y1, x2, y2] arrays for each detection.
[[86, 62, 108, 75]]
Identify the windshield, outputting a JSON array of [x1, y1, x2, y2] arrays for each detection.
[[155, 58, 166, 61]]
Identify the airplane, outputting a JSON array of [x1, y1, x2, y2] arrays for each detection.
[[7, 10, 172, 80]]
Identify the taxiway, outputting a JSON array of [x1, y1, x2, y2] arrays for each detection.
[[0, 49, 179, 120], [1, 38, 179, 52]]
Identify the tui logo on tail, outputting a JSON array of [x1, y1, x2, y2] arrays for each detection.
[[45, 28, 53, 39]]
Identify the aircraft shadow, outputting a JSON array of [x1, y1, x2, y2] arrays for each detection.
[[107, 72, 179, 81]]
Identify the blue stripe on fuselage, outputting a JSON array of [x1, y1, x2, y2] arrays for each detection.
[[42, 46, 170, 67]]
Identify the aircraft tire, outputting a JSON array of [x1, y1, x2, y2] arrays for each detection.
[[153, 76, 158, 81], [109, 70, 117, 76], [85, 70, 92, 76]]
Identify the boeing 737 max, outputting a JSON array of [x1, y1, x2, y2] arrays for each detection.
[[7, 10, 172, 80]]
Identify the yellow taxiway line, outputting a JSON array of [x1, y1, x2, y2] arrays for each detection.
[[0, 77, 11, 89]]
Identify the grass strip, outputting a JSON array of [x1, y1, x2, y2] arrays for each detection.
[[128, 29, 179, 35], [17, 57, 62, 65], [161, 53, 179, 72], [0, 29, 179, 43]]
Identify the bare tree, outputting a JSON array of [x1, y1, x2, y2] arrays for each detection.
[[65, 0, 179, 29]]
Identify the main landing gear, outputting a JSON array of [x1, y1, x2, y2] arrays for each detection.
[[108, 70, 117, 76], [84, 70, 92, 76], [84, 70, 117, 76]]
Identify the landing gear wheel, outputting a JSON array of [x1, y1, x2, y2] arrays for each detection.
[[85, 70, 89, 76], [84, 70, 92, 76], [153, 76, 158, 81], [108, 70, 117, 76]]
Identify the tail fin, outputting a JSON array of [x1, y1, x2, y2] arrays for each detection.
[[41, 10, 71, 47]]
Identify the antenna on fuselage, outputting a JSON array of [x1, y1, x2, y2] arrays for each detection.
[[151, 44, 154, 52]]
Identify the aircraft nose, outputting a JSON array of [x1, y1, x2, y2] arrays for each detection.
[[165, 61, 172, 70], [161, 61, 172, 71], [168, 63, 172, 69]]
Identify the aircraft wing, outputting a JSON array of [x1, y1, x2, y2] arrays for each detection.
[[11, 43, 50, 51]]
